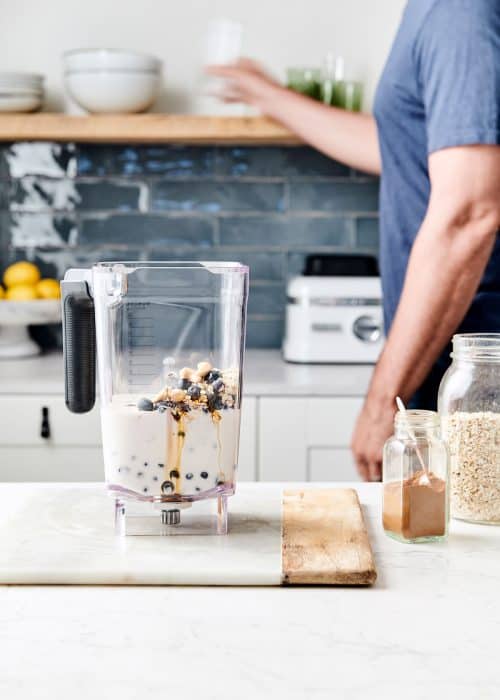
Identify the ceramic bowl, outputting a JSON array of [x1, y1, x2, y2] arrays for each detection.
[[64, 70, 159, 113], [0, 300, 61, 358], [64, 69, 160, 113], [0, 72, 44, 88], [63, 49, 161, 73], [0, 92, 43, 112]]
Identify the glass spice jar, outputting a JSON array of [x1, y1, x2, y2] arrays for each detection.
[[382, 409, 449, 543], [438, 333, 500, 524]]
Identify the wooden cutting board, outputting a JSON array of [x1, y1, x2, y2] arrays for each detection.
[[282, 488, 377, 585]]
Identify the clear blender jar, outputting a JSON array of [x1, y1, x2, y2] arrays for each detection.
[[61, 261, 248, 535]]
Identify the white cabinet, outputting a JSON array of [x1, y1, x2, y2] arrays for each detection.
[[258, 397, 362, 482], [308, 448, 357, 482], [238, 397, 257, 481], [0, 396, 101, 447], [0, 395, 103, 482]]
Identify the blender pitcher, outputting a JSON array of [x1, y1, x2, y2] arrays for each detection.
[[61, 261, 248, 535]]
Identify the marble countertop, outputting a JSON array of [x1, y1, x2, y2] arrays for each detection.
[[0, 350, 374, 397], [1, 482, 499, 699]]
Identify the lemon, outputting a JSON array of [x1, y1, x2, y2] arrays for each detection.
[[36, 278, 61, 300], [4, 261, 41, 288], [5, 284, 38, 301], [0, 286, 4, 300]]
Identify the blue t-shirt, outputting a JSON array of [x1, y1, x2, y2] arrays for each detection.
[[374, 0, 500, 334]]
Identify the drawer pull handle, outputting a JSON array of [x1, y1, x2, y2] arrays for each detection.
[[41, 406, 51, 439]]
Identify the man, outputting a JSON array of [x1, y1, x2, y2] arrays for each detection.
[[208, 0, 500, 481]]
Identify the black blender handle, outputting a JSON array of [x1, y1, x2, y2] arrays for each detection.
[[62, 282, 96, 413]]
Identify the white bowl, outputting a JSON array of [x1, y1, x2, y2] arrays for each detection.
[[0, 86, 43, 95], [0, 300, 61, 359], [0, 72, 44, 87], [0, 300, 61, 326], [63, 49, 161, 72], [64, 70, 160, 113], [0, 93, 42, 112]]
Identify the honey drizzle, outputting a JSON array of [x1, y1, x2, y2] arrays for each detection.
[[166, 411, 185, 494], [212, 410, 225, 483]]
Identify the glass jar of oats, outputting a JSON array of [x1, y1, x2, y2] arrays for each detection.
[[438, 334, 500, 524]]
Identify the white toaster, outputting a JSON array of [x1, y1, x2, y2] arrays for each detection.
[[283, 255, 384, 364]]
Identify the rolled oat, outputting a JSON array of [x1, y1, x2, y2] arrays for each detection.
[[442, 412, 500, 522]]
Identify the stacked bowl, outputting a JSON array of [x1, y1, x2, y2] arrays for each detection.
[[63, 49, 162, 113], [0, 73, 44, 112]]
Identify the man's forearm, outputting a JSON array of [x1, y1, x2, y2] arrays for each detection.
[[260, 86, 381, 175], [367, 216, 497, 408]]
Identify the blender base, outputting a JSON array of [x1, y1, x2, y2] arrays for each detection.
[[114, 495, 229, 536]]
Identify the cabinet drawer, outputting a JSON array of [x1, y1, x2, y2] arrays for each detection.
[[308, 447, 358, 482], [238, 397, 257, 481], [306, 397, 363, 446], [0, 447, 103, 482], [0, 396, 101, 446]]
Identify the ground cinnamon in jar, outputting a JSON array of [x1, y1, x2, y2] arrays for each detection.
[[383, 471, 446, 540]]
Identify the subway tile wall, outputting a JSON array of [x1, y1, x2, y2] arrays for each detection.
[[0, 142, 379, 349]]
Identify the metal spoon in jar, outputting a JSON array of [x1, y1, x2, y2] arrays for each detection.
[[396, 396, 430, 484]]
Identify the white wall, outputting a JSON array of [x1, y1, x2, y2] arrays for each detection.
[[2, 0, 406, 113]]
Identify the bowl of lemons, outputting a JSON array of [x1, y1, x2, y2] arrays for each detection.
[[0, 261, 61, 358]]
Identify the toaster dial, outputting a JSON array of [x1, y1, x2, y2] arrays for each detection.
[[353, 315, 382, 343]]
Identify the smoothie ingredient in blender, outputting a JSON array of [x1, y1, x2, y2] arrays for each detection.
[[102, 361, 239, 499]]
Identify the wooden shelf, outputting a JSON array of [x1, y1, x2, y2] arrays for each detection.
[[0, 114, 300, 145]]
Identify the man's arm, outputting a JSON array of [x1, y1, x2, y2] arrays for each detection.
[[351, 144, 500, 480], [207, 59, 381, 175]]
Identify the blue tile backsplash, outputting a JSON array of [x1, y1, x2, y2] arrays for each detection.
[[0, 142, 379, 348]]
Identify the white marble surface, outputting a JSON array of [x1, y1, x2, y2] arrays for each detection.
[[0, 483, 282, 585], [0, 349, 374, 397], [1, 482, 500, 699]]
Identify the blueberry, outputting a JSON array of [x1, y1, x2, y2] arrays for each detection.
[[153, 475, 158, 481], [186, 473, 194, 480], [195, 487, 201, 492], [137, 471, 143, 477], [206, 370, 221, 384], [161, 480, 174, 494], [158, 463, 164, 468], [208, 395, 223, 411], [137, 397, 154, 411], [144, 462, 148, 467], [178, 378, 191, 390], [187, 385, 201, 400], [143, 487, 148, 493], [212, 378, 225, 393], [200, 471, 209, 479]]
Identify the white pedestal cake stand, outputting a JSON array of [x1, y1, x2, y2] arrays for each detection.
[[0, 300, 61, 358]]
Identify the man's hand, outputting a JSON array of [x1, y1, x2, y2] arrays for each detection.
[[351, 397, 395, 481], [206, 58, 280, 108]]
